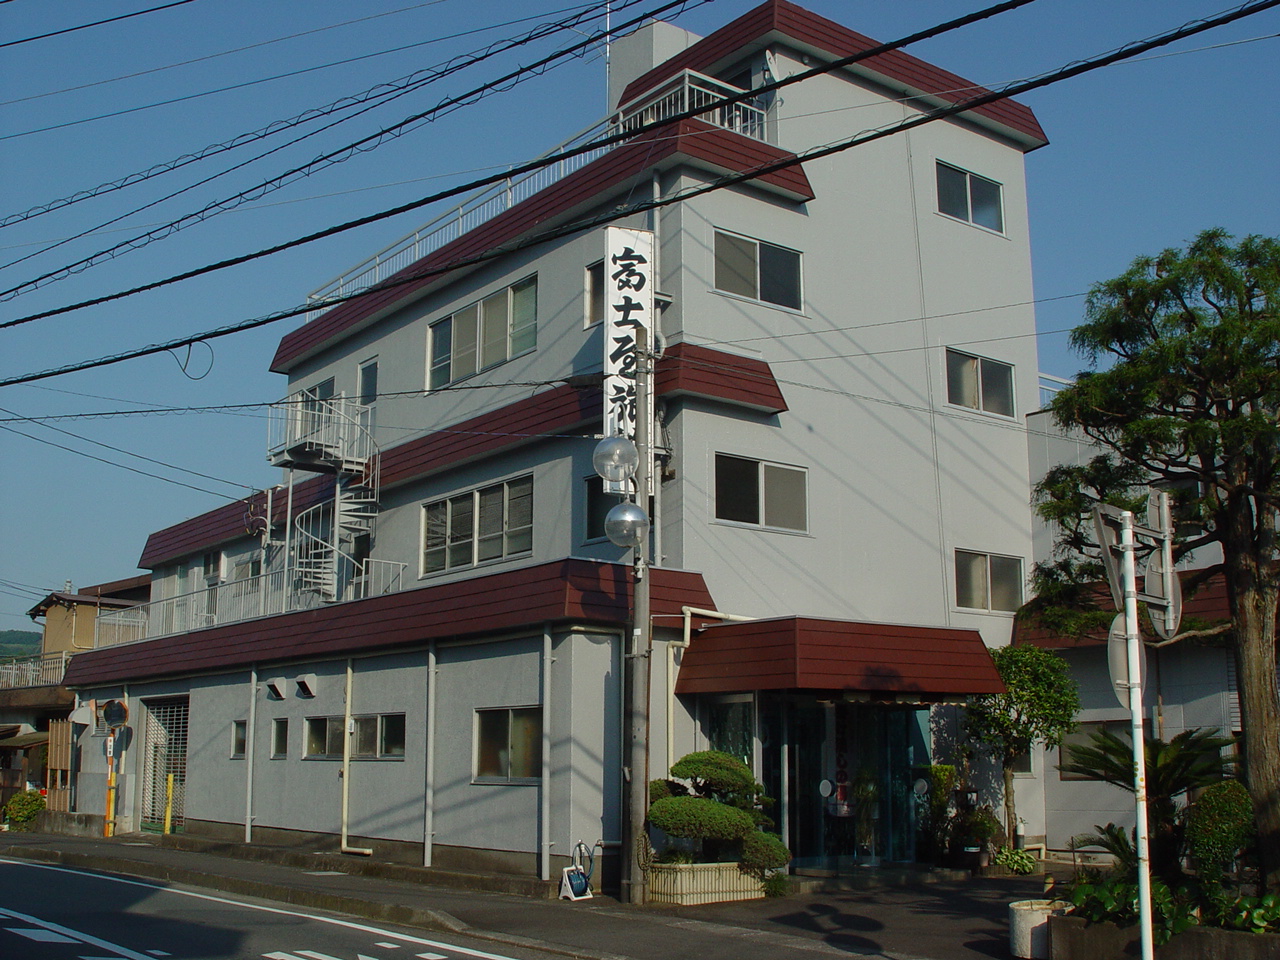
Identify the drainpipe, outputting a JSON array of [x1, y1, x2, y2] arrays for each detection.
[[244, 665, 257, 842], [540, 625, 553, 881], [283, 469, 295, 608], [423, 640, 437, 867], [341, 658, 372, 855], [666, 607, 755, 776]]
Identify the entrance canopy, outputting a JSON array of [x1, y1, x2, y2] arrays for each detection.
[[675, 616, 1004, 701]]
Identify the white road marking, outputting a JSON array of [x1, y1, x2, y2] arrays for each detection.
[[0, 906, 156, 960], [6, 926, 81, 942], [375, 945, 401, 951], [296, 951, 345, 960], [0, 859, 524, 960], [304, 871, 347, 876], [415, 953, 448, 959], [146, 952, 173, 957]]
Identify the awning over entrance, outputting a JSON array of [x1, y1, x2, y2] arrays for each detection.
[[675, 616, 1004, 700]]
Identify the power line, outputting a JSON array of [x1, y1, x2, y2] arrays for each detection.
[[0, 421, 242, 500], [0, 403, 256, 492], [0, 0, 1039, 326], [0, 2, 595, 142], [0, 4, 593, 226], [6, 0, 1263, 389], [0, 0, 201, 49], [0, 0, 457, 108], [0, 0, 694, 299], [0, 3, 625, 277]]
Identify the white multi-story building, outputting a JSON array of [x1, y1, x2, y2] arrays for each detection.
[[67, 0, 1054, 883]]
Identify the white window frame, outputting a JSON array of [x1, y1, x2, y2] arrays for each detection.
[[428, 275, 537, 389], [712, 229, 803, 311], [713, 453, 808, 533], [585, 260, 605, 328], [945, 348, 1015, 418], [351, 713, 406, 760], [420, 475, 534, 576], [231, 719, 247, 759], [935, 161, 1005, 233], [474, 705, 542, 783], [271, 717, 288, 759], [954, 549, 1024, 613]]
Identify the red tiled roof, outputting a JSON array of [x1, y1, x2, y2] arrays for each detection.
[[619, 0, 1046, 148], [1014, 569, 1234, 650], [143, 346, 788, 565], [656, 342, 787, 414], [138, 475, 334, 570], [675, 615, 1004, 698], [62, 559, 716, 687], [271, 119, 813, 374]]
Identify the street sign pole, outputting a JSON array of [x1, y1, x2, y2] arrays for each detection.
[[1119, 511, 1155, 960]]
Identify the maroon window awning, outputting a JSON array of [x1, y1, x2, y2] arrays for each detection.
[[675, 616, 1005, 701]]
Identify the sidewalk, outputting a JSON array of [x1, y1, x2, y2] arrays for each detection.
[[0, 831, 1044, 960]]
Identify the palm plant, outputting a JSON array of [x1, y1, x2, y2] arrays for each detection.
[[1060, 726, 1235, 880]]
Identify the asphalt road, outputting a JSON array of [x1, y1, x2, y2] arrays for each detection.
[[0, 858, 564, 960]]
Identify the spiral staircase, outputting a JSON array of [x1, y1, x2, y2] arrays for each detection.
[[268, 387, 383, 603]]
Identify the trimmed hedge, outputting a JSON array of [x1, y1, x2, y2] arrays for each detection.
[[649, 796, 753, 841]]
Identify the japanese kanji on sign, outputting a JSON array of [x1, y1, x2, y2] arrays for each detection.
[[602, 226, 654, 493]]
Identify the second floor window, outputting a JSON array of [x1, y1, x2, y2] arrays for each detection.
[[714, 230, 801, 310], [714, 454, 807, 532], [955, 549, 1022, 612], [946, 349, 1014, 417], [429, 276, 537, 389], [422, 476, 534, 574]]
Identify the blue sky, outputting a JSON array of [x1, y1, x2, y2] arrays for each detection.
[[1, 0, 1277, 628]]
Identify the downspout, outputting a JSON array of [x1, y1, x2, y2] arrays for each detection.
[[244, 665, 257, 842], [423, 639, 437, 867], [341, 658, 372, 855], [540, 625, 553, 881], [666, 607, 755, 776], [283, 469, 295, 607]]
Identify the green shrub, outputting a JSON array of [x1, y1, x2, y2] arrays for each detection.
[[4, 790, 44, 829], [761, 870, 790, 898], [1185, 780, 1253, 881], [739, 830, 791, 879], [993, 845, 1037, 875], [648, 796, 753, 842], [1069, 876, 1197, 945]]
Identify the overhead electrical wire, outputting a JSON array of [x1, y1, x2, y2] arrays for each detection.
[[0, 1, 597, 142], [0, 0, 1043, 327], [0, 0, 699, 299], [0, 0, 457, 108], [1, 0, 1274, 388], [0, 3, 598, 228], [0, 403, 256, 493], [0, 2, 637, 276], [0, 0, 200, 49]]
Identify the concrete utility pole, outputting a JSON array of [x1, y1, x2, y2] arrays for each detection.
[[624, 325, 652, 905]]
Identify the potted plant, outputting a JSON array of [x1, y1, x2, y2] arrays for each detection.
[[963, 806, 1001, 868], [647, 751, 790, 905]]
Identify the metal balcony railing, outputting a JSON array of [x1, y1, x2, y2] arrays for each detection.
[[93, 561, 409, 649], [0, 652, 71, 689], [300, 70, 767, 324], [267, 391, 375, 470], [617, 70, 767, 141]]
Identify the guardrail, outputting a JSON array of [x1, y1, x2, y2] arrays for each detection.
[[301, 70, 768, 323], [94, 560, 409, 649], [0, 652, 71, 689]]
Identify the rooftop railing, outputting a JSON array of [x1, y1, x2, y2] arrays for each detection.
[[301, 70, 767, 323], [0, 652, 71, 689], [94, 561, 408, 649]]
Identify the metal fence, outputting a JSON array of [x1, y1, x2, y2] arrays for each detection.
[[0, 652, 71, 689]]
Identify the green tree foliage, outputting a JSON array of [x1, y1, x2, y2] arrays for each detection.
[[649, 751, 791, 885], [1061, 727, 1234, 881], [965, 645, 1079, 841], [1185, 780, 1255, 882], [3, 790, 44, 830], [1033, 229, 1280, 889]]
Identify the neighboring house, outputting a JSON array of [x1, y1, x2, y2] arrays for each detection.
[[1016, 407, 1241, 854], [1, 576, 149, 809], [63, 1, 1051, 880]]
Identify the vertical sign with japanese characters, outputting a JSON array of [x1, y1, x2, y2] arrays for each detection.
[[603, 226, 654, 493]]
